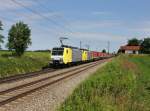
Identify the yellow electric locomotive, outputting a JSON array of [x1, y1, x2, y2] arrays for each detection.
[[50, 45, 82, 65]]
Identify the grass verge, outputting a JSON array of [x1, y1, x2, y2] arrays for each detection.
[[58, 55, 150, 111], [0, 51, 50, 78]]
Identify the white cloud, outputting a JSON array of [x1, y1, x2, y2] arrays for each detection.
[[70, 32, 126, 42], [69, 20, 122, 31], [134, 27, 150, 33], [92, 11, 111, 16], [24, 12, 63, 21], [0, 11, 64, 28], [0, 0, 35, 11], [128, 21, 150, 34]]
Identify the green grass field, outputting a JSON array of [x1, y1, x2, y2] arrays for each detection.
[[0, 51, 50, 78], [58, 55, 150, 111]]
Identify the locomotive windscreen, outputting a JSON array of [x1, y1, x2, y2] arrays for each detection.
[[52, 48, 64, 55]]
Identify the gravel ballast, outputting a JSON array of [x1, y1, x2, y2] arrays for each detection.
[[0, 61, 109, 111]]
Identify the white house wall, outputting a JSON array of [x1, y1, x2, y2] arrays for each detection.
[[125, 50, 139, 54]]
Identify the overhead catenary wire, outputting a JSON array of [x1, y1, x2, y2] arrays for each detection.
[[11, 0, 85, 48], [0, 0, 70, 44], [0, 16, 14, 23], [1, 0, 85, 49], [32, 0, 76, 41], [10, 0, 73, 34], [34, 0, 88, 47], [0, 13, 53, 35], [35, 0, 72, 29]]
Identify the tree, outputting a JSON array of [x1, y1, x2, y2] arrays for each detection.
[[0, 21, 4, 49], [141, 37, 150, 54], [102, 49, 106, 53], [7, 21, 31, 56], [127, 38, 142, 46]]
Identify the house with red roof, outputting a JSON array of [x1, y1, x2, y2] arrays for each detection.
[[119, 45, 141, 54]]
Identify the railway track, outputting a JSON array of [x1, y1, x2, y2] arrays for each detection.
[[0, 59, 107, 107], [0, 68, 57, 84]]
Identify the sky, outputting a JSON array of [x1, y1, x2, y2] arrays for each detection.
[[0, 0, 150, 52]]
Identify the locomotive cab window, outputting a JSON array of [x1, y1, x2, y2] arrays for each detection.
[[52, 48, 64, 55]]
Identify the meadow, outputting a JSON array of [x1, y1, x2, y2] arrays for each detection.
[[0, 51, 50, 78], [59, 55, 150, 111]]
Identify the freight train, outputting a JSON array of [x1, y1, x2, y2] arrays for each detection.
[[50, 45, 111, 65]]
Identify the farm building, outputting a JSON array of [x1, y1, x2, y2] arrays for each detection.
[[119, 45, 141, 54]]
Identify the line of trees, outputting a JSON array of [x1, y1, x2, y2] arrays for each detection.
[[0, 21, 31, 56], [127, 38, 150, 54]]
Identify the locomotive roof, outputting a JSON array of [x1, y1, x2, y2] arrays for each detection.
[[61, 45, 79, 49], [53, 45, 89, 50], [80, 48, 89, 51]]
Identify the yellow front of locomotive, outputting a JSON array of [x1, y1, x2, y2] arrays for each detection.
[[63, 47, 72, 64], [82, 50, 88, 61]]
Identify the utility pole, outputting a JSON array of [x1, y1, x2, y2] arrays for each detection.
[[107, 41, 110, 54], [88, 45, 90, 50], [80, 41, 82, 49], [85, 44, 90, 50]]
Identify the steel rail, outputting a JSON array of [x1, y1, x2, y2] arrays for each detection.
[[0, 68, 57, 84], [0, 60, 106, 107], [0, 61, 102, 95]]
